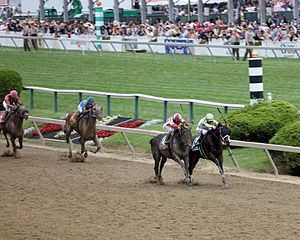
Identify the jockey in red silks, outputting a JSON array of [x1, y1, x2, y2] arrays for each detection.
[[0, 90, 21, 124], [162, 113, 191, 147]]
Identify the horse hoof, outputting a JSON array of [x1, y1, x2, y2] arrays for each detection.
[[223, 183, 229, 189], [84, 152, 88, 158], [148, 176, 158, 184]]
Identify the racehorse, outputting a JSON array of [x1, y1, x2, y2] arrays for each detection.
[[0, 104, 29, 157], [64, 105, 103, 159], [149, 124, 193, 185], [189, 123, 231, 188]]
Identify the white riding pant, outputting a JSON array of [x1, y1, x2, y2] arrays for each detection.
[[77, 105, 83, 113], [163, 126, 175, 133], [197, 129, 208, 136], [2, 101, 12, 111]]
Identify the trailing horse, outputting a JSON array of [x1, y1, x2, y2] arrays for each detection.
[[149, 124, 193, 185], [64, 105, 103, 159], [0, 104, 29, 157], [189, 123, 231, 188]]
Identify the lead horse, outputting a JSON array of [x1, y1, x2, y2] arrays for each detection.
[[150, 124, 193, 185], [64, 105, 103, 159], [0, 104, 29, 157], [189, 123, 231, 188]]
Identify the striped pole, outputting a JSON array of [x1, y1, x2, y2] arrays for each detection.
[[249, 58, 264, 105], [95, 1, 104, 49]]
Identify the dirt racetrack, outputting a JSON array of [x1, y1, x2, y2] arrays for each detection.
[[0, 141, 300, 240]]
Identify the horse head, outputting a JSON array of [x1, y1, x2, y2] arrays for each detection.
[[16, 104, 29, 120], [90, 105, 103, 121], [178, 124, 193, 148], [219, 123, 231, 146]]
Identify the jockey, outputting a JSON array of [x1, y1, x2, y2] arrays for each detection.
[[75, 96, 96, 119], [163, 113, 190, 146], [196, 113, 219, 138], [0, 90, 21, 124]]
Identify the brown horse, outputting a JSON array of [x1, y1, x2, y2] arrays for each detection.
[[189, 123, 231, 188], [0, 104, 29, 157], [64, 105, 103, 159], [150, 124, 193, 185]]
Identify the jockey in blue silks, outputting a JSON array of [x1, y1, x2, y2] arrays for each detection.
[[75, 96, 96, 119]]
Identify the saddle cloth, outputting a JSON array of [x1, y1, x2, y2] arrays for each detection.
[[192, 136, 201, 151], [0, 111, 5, 123]]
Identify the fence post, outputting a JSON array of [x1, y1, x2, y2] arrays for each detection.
[[95, 1, 104, 49], [54, 92, 58, 112], [189, 102, 194, 124], [224, 106, 228, 114], [134, 96, 139, 120], [106, 95, 111, 116], [78, 92, 82, 103], [30, 89, 34, 109], [249, 58, 263, 105], [163, 101, 168, 122]]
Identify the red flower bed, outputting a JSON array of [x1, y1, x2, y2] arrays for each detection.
[[96, 121, 144, 138], [32, 124, 63, 136], [31, 121, 145, 138]]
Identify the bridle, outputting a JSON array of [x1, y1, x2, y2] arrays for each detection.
[[212, 125, 231, 146]]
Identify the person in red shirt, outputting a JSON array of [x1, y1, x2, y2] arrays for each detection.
[[0, 90, 21, 124]]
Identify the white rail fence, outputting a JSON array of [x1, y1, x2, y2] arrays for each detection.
[[28, 116, 300, 176], [23, 86, 245, 123], [1, 34, 300, 61]]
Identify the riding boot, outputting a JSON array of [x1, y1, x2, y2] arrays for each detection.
[[164, 132, 172, 144]]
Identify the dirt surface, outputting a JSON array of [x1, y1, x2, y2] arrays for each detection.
[[0, 141, 300, 240]]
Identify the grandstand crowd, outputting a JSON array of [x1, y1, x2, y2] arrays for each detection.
[[0, 16, 299, 43], [0, 0, 299, 43]]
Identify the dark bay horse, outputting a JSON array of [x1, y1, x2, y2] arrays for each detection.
[[0, 104, 29, 157], [150, 124, 193, 185], [189, 123, 231, 188], [64, 105, 103, 159]]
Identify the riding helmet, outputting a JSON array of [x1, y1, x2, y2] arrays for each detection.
[[87, 96, 95, 104], [173, 113, 182, 122], [10, 90, 19, 99], [206, 113, 214, 122]]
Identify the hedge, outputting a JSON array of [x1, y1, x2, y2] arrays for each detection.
[[269, 121, 300, 176], [0, 70, 23, 111], [224, 100, 299, 143]]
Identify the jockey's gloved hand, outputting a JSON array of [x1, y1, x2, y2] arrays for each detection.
[[172, 124, 180, 129], [13, 105, 18, 110]]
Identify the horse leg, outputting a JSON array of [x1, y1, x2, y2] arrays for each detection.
[[4, 132, 9, 148], [80, 137, 88, 158], [17, 136, 23, 149], [65, 125, 73, 158], [158, 156, 167, 183], [10, 135, 17, 156], [91, 136, 101, 154], [183, 156, 192, 186], [173, 155, 190, 184], [213, 158, 228, 188]]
